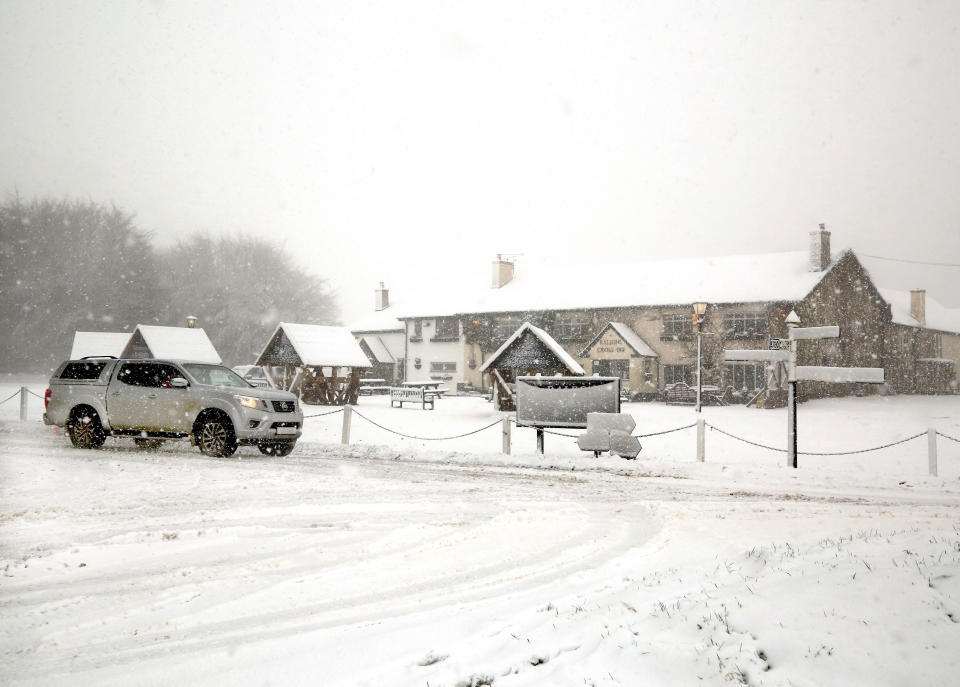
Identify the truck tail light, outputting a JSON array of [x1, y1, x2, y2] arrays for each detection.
[[44, 388, 51, 409]]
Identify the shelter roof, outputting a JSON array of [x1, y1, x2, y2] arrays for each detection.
[[579, 322, 658, 358], [348, 308, 404, 333], [124, 326, 221, 364], [360, 335, 395, 364], [70, 331, 130, 359], [879, 289, 960, 334], [479, 322, 585, 375], [259, 323, 371, 368]]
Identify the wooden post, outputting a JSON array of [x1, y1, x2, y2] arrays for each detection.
[[928, 428, 938, 477], [20, 387, 28, 422], [502, 417, 511, 455], [341, 404, 353, 445], [536, 427, 544, 455], [697, 418, 705, 462]]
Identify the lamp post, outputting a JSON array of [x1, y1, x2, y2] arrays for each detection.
[[185, 315, 197, 329], [693, 302, 707, 412]]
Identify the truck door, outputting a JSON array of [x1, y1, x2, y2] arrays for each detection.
[[110, 362, 190, 432]]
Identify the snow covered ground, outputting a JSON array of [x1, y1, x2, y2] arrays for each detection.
[[2, 375, 959, 686]]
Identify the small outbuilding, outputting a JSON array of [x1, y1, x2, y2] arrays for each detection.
[[479, 322, 585, 411], [70, 331, 131, 359], [578, 322, 660, 399], [120, 325, 221, 364], [256, 322, 372, 405]]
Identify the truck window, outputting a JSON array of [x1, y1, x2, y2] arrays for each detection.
[[61, 362, 108, 380], [117, 363, 182, 388]]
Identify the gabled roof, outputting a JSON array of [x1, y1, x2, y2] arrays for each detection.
[[348, 308, 404, 333], [70, 331, 130, 359], [258, 322, 371, 368], [122, 325, 221, 364], [879, 289, 960, 334], [579, 322, 658, 358], [479, 322, 585, 375], [398, 250, 844, 318]]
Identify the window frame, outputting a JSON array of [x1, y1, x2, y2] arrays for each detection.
[[661, 314, 693, 341]]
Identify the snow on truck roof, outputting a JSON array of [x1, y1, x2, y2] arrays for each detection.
[[258, 322, 371, 368]]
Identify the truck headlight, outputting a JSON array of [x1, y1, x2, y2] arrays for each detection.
[[235, 395, 264, 410]]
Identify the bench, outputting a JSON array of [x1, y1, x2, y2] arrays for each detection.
[[359, 385, 391, 396], [390, 387, 435, 410]]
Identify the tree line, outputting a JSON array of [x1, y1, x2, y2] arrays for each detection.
[[0, 195, 337, 373]]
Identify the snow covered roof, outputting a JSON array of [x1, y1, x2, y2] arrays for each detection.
[[579, 322, 658, 358], [879, 289, 960, 334], [70, 331, 130, 359], [360, 335, 395, 364], [479, 322, 586, 375], [259, 323, 371, 368], [399, 250, 841, 318], [121, 325, 222, 364], [348, 308, 404, 333]]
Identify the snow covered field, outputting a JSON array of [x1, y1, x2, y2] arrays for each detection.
[[2, 376, 959, 686]]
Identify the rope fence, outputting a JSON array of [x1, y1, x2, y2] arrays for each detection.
[[0, 390, 21, 406], [351, 407, 503, 441], [706, 422, 929, 456], [938, 431, 960, 444], [302, 408, 344, 419]]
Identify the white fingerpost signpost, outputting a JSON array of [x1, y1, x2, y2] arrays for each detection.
[[725, 310, 884, 468]]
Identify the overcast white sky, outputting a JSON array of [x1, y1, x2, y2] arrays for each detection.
[[2, 0, 958, 319]]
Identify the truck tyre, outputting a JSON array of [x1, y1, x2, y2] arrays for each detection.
[[68, 406, 106, 449], [196, 413, 237, 457], [258, 442, 295, 457]]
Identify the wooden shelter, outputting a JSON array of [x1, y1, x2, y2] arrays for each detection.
[[256, 323, 372, 405], [478, 322, 585, 411], [70, 331, 130, 359]]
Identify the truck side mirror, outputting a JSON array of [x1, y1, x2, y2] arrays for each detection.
[[170, 377, 189, 388]]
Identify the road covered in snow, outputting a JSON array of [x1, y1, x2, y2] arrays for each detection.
[[1, 381, 959, 686]]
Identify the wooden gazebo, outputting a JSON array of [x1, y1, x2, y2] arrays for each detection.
[[256, 323, 371, 405], [479, 322, 586, 411]]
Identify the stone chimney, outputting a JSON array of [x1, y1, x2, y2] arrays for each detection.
[[910, 289, 926, 326], [374, 282, 389, 311], [491, 254, 514, 289], [809, 223, 831, 272]]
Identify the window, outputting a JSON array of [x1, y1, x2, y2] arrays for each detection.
[[556, 314, 590, 340], [183, 364, 250, 388], [60, 361, 107, 380], [643, 359, 653, 375], [410, 320, 422, 341], [432, 317, 459, 341], [663, 364, 693, 386], [494, 317, 522, 340], [662, 314, 693, 340], [429, 361, 457, 373], [723, 363, 766, 392], [595, 359, 629, 380], [116, 363, 182, 388], [722, 312, 766, 339]]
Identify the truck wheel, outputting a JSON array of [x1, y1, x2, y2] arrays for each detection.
[[134, 438, 164, 451], [258, 442, 295, 457], [68, 407, 106, 449], [196, 415, 237, 457]]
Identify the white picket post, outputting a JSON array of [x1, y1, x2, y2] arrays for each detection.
[[502, 417, 511, 455], [697, 418, 705, 462], [341, 404, 353, 445], [20, 387, 28, 422], [928, 428, 938, 477]]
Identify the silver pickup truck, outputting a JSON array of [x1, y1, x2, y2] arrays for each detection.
[[43, 358, 303, 457]]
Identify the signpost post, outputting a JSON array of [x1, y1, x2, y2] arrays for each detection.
[[725, 311, 884, 468]]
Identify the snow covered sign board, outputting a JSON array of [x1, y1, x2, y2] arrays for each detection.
[[515, 376, 621, 429], [120, 325, 221, 364]]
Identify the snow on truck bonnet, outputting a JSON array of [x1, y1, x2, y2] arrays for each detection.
[[119, 325, 221, 364]]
